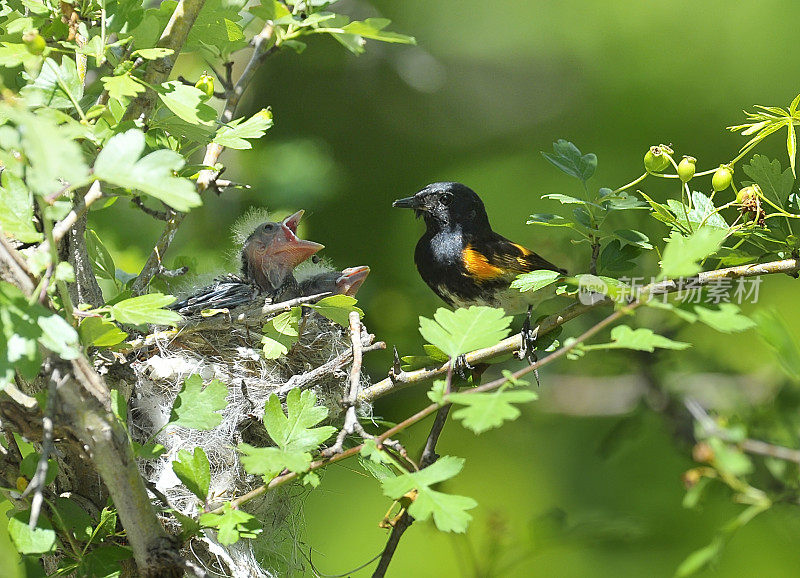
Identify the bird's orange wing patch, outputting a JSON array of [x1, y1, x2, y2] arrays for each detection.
[[512, 243, 532, 256], [463, 245, 507, 279]]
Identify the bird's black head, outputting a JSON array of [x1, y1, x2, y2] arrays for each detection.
[[392, 182, 491, 232]]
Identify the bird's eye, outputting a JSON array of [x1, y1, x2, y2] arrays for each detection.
[[264, 223, 275, 232], [440, 194, 452, 206]]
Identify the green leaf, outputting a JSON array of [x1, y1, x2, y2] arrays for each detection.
[[185, 0, 249, 56], [6, 107, 90, 196], [85, 228, 117, 282], [599, 240, 641, 273], [510, 270, 561, 293], [132, 47, 174, 60], [20, 57, 83, 111], [7, 511, 56, 554], [172, 447, 210, 501], [675, 538, 723, 577], [51, 497, 94, 543], [169, 374, 228, 430], [707, 438, 753, 476], [93, 128, 202, 211], [261, 308, 301, 359], [37, 314, 81, 360], [612, 229, 653, 250], [248, 0, 291, 21], [340, 18, 416, 45], [0, 171, 41, 243], [526, 213, 579, 229], [381, 456, 477, 533], [742, 154, 794, 209], [109, 293, 181, 326], [585, 325, 690, 353], [199, 504, 261, 545], [418, 306, 512, 359], [212, 109, 273, 149], [754, 309, 800, 380], [239, 389, 335, 479], [660, 228, 727, 279], [265, 388, 335, 452], [541, 193, 592, 206], [156, 81, 217, 126], [449, 389, 538, 434], [694, 303, 755, 333], [77, 544, 133, 577], [541, 139, 597, 182], [101, 74, 145, 101], [308, 294, 363, 327]]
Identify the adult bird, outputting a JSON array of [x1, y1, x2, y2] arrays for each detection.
[[171, 211, 323, 315], [393, 182, 566, 364]]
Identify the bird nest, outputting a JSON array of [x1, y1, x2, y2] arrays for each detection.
[[123, 294, 373, 576]]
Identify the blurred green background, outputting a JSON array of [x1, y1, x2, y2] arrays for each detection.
[[83, 0, 800, 575]]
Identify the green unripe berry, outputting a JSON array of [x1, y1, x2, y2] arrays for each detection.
[[712, 164, 733, 192], [195, 73, 215, 98], [644, 146, 671, 173], [677, 156, 696, 182], [736, 184, 761, 204], [22, 30, 46, 55]]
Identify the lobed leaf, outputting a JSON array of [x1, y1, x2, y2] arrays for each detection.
[[419, 306, 512, 359]]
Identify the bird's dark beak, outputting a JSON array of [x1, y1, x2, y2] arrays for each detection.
[[392, 196, 423, 210], [336, 266, 370, 296], [393, 195, 426, 219]]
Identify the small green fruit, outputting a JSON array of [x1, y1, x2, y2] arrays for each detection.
[[644, 146, 671, 173], [677, 156, 696, 182], [195, 73, 215, 98], [712, 164, 733, 192], [22, 30, 46, 55]]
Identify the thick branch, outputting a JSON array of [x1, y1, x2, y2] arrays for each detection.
[[58, 358, 182, 576], [0, 240, 181, 575], [361, 257, 800, 403]]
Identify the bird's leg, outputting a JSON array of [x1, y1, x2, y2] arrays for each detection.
[[518, 305, 541, 386], [453, 354, 474, 381]]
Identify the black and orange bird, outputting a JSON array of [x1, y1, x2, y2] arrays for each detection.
[[393, 182, 566, 363], [298, 266, 371, 298], [171, 211, 323, 315], [393, 182, 566, 313]]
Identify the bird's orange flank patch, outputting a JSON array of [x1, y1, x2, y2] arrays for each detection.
[[463, 245, 506, 279]]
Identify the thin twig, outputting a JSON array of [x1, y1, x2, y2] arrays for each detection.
[[277, 341, 385, 397], [22, 367, 63, 529], [322, 311, 374, 457], [684, 398, 800, 464], [50, 181, 104, 245], [132, 196, 171, 221]]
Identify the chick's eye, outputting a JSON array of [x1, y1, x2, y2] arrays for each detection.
[[440, 194, 452, 206]]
